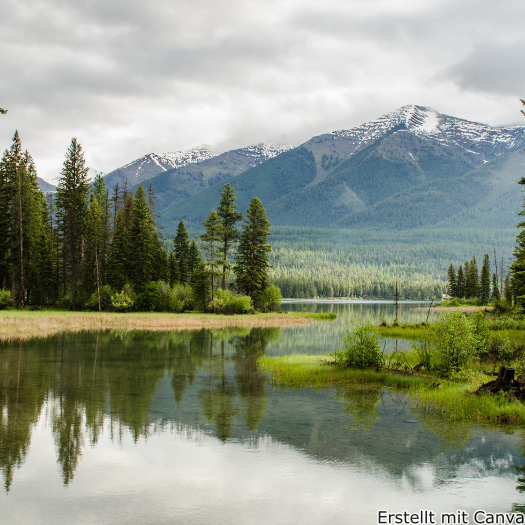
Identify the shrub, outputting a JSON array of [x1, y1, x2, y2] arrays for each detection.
[[332, 321, 383, 369], [411, 338, 434, 371], [168, 284, 194, 313], [254, 285, 282, 312], [209, 288, 252, 315], [85, 285, 114, 311], [0, 289, 12, 309], [111, 284, 135, 312], [135, 281, 162, 311], [431, 312, 477, 376]]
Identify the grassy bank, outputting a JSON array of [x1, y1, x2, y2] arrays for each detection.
[[258, 354, 525, 425], [0, 310, 334, 342]]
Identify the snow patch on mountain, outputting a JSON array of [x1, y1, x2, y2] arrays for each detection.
[[238, 143, 294, 167], [332, 105, 525, 157], [121, 145, 217, 172]]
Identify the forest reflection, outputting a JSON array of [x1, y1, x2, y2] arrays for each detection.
[[0, 328, 279, 490]]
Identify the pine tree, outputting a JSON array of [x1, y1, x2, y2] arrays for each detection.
[[55, 138, 89, 309], [511, 177, 525, 306], [188, 240, 201, 280], [129, 184, 155, 289], [200, 210, 224, 302], [174, 220, 190, 284], [456, 265, 465, 298], [217, 184, 243, 290], [168, 251, 178, 285], [234, 198, 272, 298], [82, 195, 104, 309], [106, 210, 129, 291], [447, 264, 457, 297], [492, 273, 500, 300], [479, 254, 491, 305], [466, 256, 479, 299]]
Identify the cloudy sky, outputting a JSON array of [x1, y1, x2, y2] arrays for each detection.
[[1, 0, 524, 182]]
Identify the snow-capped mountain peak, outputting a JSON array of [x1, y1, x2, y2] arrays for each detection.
[[331, 105, 525, 157]]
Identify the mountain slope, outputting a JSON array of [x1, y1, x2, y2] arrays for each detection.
[[135, 143, 294, 212], [160, 147, 316, 229]]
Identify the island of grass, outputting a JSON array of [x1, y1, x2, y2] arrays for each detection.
[[0, 309, 335, 342], [258, 313, 525, 426]]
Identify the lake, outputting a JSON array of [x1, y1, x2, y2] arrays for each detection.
[[1, 302, 524, 524]]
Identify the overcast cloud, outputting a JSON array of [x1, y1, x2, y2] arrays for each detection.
[[1, 0, 524, 182]]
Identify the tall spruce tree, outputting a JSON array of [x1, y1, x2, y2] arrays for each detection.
[[465, 256, 479, 299], [217, 184, 243, 290], [174, 220, 190, 284], [188, 239, 201, 281], [129, 184, 156, 289], [479, 254, 491, 305], [456, 265, 465, 298], [200, 210, 224, 302], [511, 177, 525, 306], [492, 273, 500, 300], [82, 195, 104, 309], [106, 210, 129, 291], [447, 264, 457, 297], [55, 138, 89, 309], [234, 198, 272, 298], [0, 133, 43, 306]]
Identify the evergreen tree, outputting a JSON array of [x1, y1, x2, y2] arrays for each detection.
[[0, 133, 45, 306], [188, 239, 201, 280], [192, 261, 211, 311], [55, 138, 89, 309], [217, 184, 243, 290], [129, 184, 155, 289], [456, 265, 465, 298], [234, 198, 272, 298], [82, 195, 104, 308], [174, 220, 190, 284], [479, 254, 491, 305], [492, 273, 500, 300], [91, 174, 111, 285], [511, 177, 525, 306], [466, 256, 479, 299], [504, 274, 513, 304], [446, 264, 456, 297], [106, 210, 129, 291], [168, 251, 178, 285], [200, 210, 224, 302]]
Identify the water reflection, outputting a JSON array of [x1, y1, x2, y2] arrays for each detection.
[[272, 300, 437, 355], [0, 328, 524, 522]]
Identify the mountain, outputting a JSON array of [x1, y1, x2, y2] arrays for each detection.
[[133, 143, 294, 211], [37, 177, 56, 193], [104, 145, 217, 190], [157, 105, 525, 232]]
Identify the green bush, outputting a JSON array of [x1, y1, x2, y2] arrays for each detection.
[[254, 285, 282, 312], [209, 289, 252, 315], [111, 284, 135, 312], [136, 281, 162, 311], [411, 338, 433, 371], [0, 289, 12, 309], [431, 312, 477, 376], [332, 321, 383, 369], [168, 284, 194, 313]]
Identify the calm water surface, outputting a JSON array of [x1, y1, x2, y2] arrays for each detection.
[[1, 302, 524, 524]]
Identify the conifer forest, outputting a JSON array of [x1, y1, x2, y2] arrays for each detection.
[[0, 132, 278, 313]]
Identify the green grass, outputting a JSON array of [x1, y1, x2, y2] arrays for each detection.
[[287, 311, 337, 320], [258, 354, 525, 425]]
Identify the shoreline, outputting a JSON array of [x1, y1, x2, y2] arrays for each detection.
[[0, 310, 318, 342], [258, 354, 525, 426]]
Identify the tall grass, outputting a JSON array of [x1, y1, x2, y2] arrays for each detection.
[[0, 310, 316, 342], [258, 354, 525, 425]]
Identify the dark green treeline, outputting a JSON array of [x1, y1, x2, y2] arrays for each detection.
[[0, 134, 276, 310]]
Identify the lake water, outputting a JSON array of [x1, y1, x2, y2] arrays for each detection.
[[1, 302, 524, 524]]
